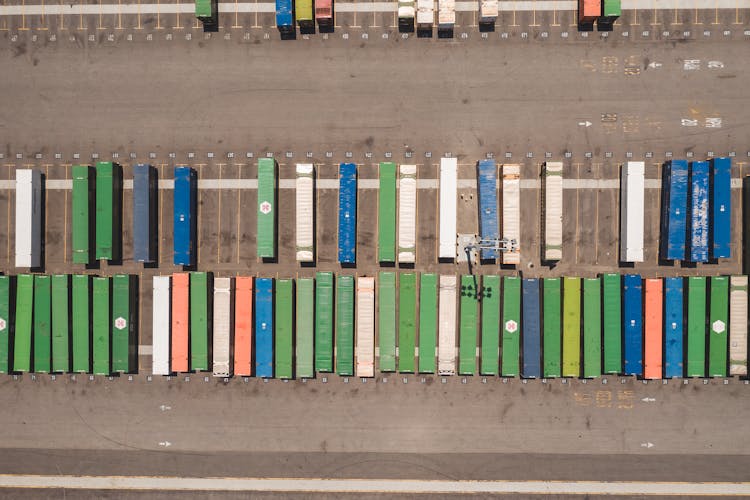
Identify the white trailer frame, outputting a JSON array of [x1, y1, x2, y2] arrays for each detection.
[[15, 169, 42, 268], [502, 163, 521, 265], [398, 164, 417, 264], [356, 276, 375, 378], [212, 277, 232, 377], [729, 275, 748, 376], [439, 158, 457, 260], [438, 274, 457, 376], [152, 276, 171, 376], [543, 161, 563, 261], [295, 163, 315, 262], [620, 161, 645, 263]]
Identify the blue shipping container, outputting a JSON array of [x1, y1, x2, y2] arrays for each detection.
[[338, 163, 357, 264], [710, 157, 731, 259], [255, 278, 274, 378], [522, 278, 541, 378], [133, 164, 156, 263], [275, 0, 293, 29], [689, 161, 709, 263], [660, 160, 689, 261], [623, 274, 643, 376], [173, 166, 196, 266], [477, 159, 499, 260], [664, 277, 684, 378]]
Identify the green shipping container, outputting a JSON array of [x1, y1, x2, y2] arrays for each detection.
[[418, 274, 437, 373], [190, 272, 210, 371], [14, 274, 34, 372], [296, 278, 315, 378], [92, 277, 111, 375], [459, 275, 478, 375], [51, 275, 70, 373], [562, 277, 581, 377], [502, 276, 521, 377], [398, 273, 417, 373], [602, 273, 622, 374], [72, 275, 90, 373], [582, 278, 601, 378], [378, 272, 396, 372], [33, 275, 52, 373], [708, 276, 729, 377], [275, 279, 294, 379], [112, 275, 135, 373], [0, 276, 10, 373], [315, 272, 334, 372], [378, 162, 397, 263], [72, 165, 92, 264], [480, 275, 500, 376], [543, 278, 561, 378], [257, 158, 277, 259], [687, 276, 707, 377], [336, 276, 355, 376], [95, 161, 122, 261]]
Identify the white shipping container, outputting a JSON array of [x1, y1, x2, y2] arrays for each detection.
[[213, 277, 232, 378], [439, 158, 457, 260], [479, 0, 498, 18], [729, 275, 748, 376], [356, 277, 375, 378], [620, 161, 645, 263], [502, 164, 521, 265], [417, 0, 434, 25], [543, 161, 563, 261], [295, 163, 315, 262], [438, 274, 457, 376], [15, 169, 42, 268], [438, 0, 455, 25], [398, 164, 417, 264], [152, 276, 171, 376]]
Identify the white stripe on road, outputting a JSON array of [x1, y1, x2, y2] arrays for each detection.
[[0, 475, 748, 495]]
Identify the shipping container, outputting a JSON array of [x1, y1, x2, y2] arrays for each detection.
[[112, 274, 136, 373], [33, 275, 51, 373], [72, 165, 93, 265], [398, 0, 415, 32], [336, 275, 355, 376], [275, 279, 294, 379], [689, 161, 709, 263], [190, 272, 210, 371], [173, 166, 197, 267], [95, 161, 122, 261], [71, 274, 90, 373], [234, 277, 253, 376], [398, 165, 417, 264], [296, 0, 313, 31], [417, 0, 433, 29], [315, 0, 333, 29], [92, 277, 110, 375], [171, 273, 189, 373], [503, 163, 521, 265], [543, 278, 561, 378], [378, 272, 396, 372], [602, 273, 622, 374], [255, 278, 274, 378], [543, 162, 563, 261], [477, 160, 498, 261], [480, 275, 500, 376], [398, 273, 417, 373], [152, 276, 171, 376], [623, 274, 643, 376], [296, 277, 315, 378], [295, 163, 315, 262], [479, 0, 498, 25], [643, 279, 663, 380], [664, 277, 684, 378], [439, 158, 457, 260], [15, 169, 42, 268], [502, 277, 521, 377], [438, 274, 457, 375], [338, 163, 357, 265], [418, 273, 438, 373], [378, 162, 397, 263], [620, 161, 644, 263], [51, 275, 70, 373], [710, 157, 731, 259], [132, 164, 157, 263], [275, 0, 294, 35], [562, 277, 580, 377], [729, 276, 748, 376], [257, 158, 277, 260], [459, 275, 478, 375], [582, 278, 601, 378], [356, 277, 375, 378], [708, 276, 728, 377], [660, 160, 689, 261], [212, 277, 232, 378], [686, 276, 707, 377], [315, 272, 334, 372], [14, 275, 34, 372], [522, 279, 541, 378], [578, 0, 601, 23], [0, 276, 10, 373]]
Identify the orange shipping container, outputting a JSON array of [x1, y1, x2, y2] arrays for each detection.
[[234, 277, 254, 376], [579, 0, 601, 21], [644, 278, 663, 379], [171, 273, 190, 373]]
